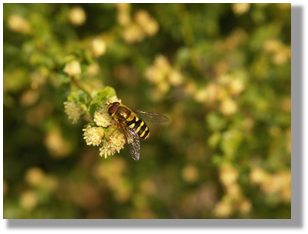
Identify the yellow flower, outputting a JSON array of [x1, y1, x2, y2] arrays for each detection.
[[122, 24, 144, 44], [117, 11, 131, 26], [134, 10, 159, 36], [68, 6, 86, 26], [44, 129, 72, 158], [25, 167, 45, 187], [232, 3, 250, 15], [91, 38, 106, 58], [94, 108, 115, 127], [83, 126, 105, 146], [219, 165, 238, 186], [157, 81, 170, 94], [145, 66, 165, 84], [115, 3, 130, 12], [220, 98, 238, 116], [228, 78, 245, 96], [238, 198, 252, 214], [263, 39, 283, 53], [63, 60, 81, 77], [194, 87, 208, 103], [214, 200, 233, 218], [181, 164, 199, 183], [168, 69, 183, 86], [249, 167, 268, 185], [226, 183, 242, 200], [19, 190, 38, 210], [108, 130, 126, 153], [143, 18, 159, 36], [134, 10, 151, 27], [99, 130, 126, 158], [7, 14, 31, 34], [64, 101, 83, 124], [154, 55, 171, 73]]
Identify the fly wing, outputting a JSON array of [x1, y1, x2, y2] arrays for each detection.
[[135, 110, 170, 124], [120, 124, 141, 161]]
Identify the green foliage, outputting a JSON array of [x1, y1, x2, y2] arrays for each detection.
[[3, 3, 291, 219], [88, 86, 116, 119]]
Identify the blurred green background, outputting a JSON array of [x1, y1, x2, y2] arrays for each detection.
[[3, 3, 291, 219]]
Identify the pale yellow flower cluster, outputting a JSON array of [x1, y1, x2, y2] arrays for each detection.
[[83, 125, 105, 146], [250, 167, 291, 202], [91, 38, 107, 58], [115, 4, 159, 44], [194, 73, 245, 116], [232, 3, 250, 15], [64, 101, 83, 124], [145, 55, 184, 101], [263, 38, 291, 65], [214, 164, 252, 218], [134, 10, 159, 37], [94, 108, 115, 127], [181, 164, 199, 184], [63, 60, 81, 77], [115, 3, 131, 26], [68, 6, 86, 26], [25, 167, 58, 192], [82, 97, 127, 159], [19, 190, 38, 211], [44, 129, 73, 158], [99, 130, 126, 158], [7, 14, 32, 34], [19, 167, 58, 211]]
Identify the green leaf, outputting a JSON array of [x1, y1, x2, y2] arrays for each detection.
[[83, 123, 97, 129], [91, 86, 116, 103], [206, 112, 227, 131], [58, 73, 71, 84], [67, 90, 88, 104], [208, 131, 221, 148], [220, 129, 244, 158], [88, 86, 117, 120], [88, 101, 101, 120]]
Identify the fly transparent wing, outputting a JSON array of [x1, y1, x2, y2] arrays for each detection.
[[135, 110, 170, 124], [120, 124, 140, 161], [126, 128, 141, 161]]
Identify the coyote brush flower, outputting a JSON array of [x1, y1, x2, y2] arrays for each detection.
[[99, 129, 126, 158], [83, 126, 105, 146], [64, 101, 83, 124], [63, 60, 81, 77], [68, 6, 86, 26], [232, 3, 250, 15], [82, 96, 128, 158], [91, 38, 106, 58], [7, 14, 32, 34], [94, 108, 115, 127]]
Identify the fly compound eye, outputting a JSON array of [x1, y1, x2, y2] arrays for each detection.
[[108, 102, 120, 115]]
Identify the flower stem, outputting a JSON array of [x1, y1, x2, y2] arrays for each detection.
[[72, 78, 92, 98]]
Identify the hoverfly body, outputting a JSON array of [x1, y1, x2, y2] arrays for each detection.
[[107, 101, 170, 161]]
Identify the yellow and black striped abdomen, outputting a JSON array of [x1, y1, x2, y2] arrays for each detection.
[[126, 115, 150, 139]]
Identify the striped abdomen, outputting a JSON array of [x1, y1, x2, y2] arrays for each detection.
[[126, 114, 150, 139]]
